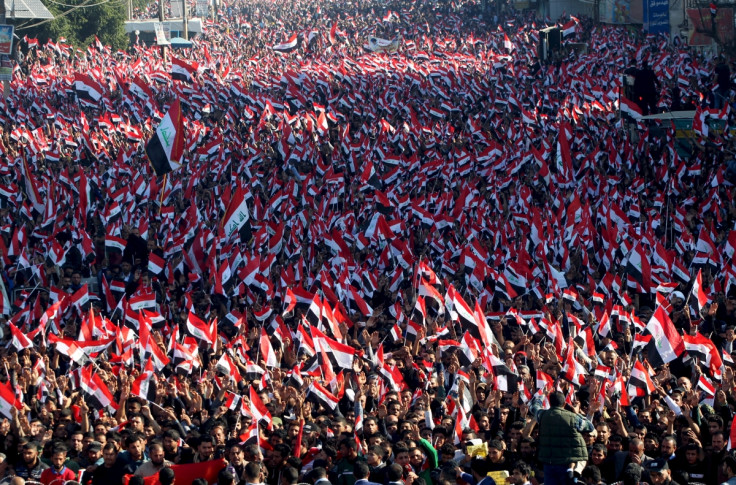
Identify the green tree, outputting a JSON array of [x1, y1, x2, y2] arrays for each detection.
[[18, 0, 128, 51]]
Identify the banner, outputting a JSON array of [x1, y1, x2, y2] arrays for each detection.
[[0, 25, 13, 56], [644, 0, 669, 34], [364, 37, 399, 53], [154, 22, 169, 45], [599, 0, 631, 24], [687, 8, 734, 45], [123, 459, 227, 485]]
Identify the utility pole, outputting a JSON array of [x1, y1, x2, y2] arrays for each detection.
[[1, 0, 8, 100], [182, 0, 188, 39], [159, 0, 167, 62]]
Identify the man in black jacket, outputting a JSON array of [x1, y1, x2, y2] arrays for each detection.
[[634, 61, 660, 115], [648, 458, 680, 485]]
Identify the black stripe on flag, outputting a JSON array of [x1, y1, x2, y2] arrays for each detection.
[[146, 132, 175, 177]]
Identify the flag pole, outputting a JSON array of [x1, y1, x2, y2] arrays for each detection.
[[147, 399, 167, 412], [663, 190, 670, 247], [158, 173, 168, 216]]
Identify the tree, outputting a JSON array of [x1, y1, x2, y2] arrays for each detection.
[[19, 0, 128, 51]]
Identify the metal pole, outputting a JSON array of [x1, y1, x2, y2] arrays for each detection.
[[159, 0, 167, 63], [182, 0, 188, 40], [1, 0, 8, 100]]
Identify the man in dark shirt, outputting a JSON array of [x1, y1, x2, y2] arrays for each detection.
[[715, 56, 731, 109], [634, 61, 660, 115], [14, 441, 49, 481], [90, 443, 125, 485], [115, 433, 149, 474]]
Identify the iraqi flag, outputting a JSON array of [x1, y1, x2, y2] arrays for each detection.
[[148, 253, 165, 276], [620, 96, 643, 120], [683, 332, 723, 379], [146, 99, 185, 177], [221, 186, 251, 239], [129, 291, 156, 311], [224, 392, 241, 412], [21, 156, 44, 214], [691, 269, 709, 311], [131, 359, 157, 401], [249, 386, 272, 429], [273, 34, 299, 53], [259, 328, 278, 368], [105, 235, 127, 253], [80, 366, 118, 413], [216, 353, 243, 383], [628, 360, 656, 397], [186, 311, 214, 345], [348, 287, 373, 317], [561, 19, 577, 37], [646, 305, 685, 366], [240, 421, 259, 446], [171, 57, 198, 83], [73, 73, 104, 102], [9, 322, 33, 350], [71, 284, 90, 310], [0, 381, 21, 419], [307, 381, 340, 410], [242, 361, 266, 382], [627, 243, 651, 293], [698, 375, 716, 405]]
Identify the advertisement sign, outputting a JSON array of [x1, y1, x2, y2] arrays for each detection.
[[599, 0, 631, 24], [0, 25, 14, 56], [687, 8, 734, 45], [644, 0, 669, 34]]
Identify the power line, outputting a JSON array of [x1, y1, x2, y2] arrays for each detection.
[[44, 0, 124, 9], [15, 0, 121, 30]]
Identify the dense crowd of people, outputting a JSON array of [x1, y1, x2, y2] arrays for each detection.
[[1, 0, 736, 483]]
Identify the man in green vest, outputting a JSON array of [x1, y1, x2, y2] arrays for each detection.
[[530, 391, 594, 485]]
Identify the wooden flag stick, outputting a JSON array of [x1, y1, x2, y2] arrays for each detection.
[[158, 173, 168, 216]]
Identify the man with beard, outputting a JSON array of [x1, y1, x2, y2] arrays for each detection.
[[333, 439, 361, 485], [14, 441, 49, 481], [40, 444, 77, 485], [648, 458, 680, 485], [707, 431, 727, 485], [135, 443, 172, 478], [180, 435, 216, 464], [117, 433, 149, 474], [226, 444, 247, 480], [267, 443, 291, 485], [162, 430, 182, 463]]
